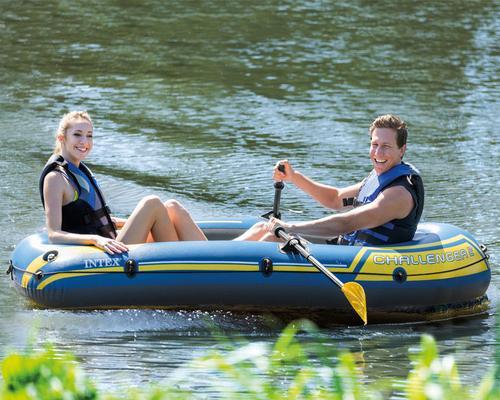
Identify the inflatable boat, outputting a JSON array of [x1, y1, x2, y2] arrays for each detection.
[[8, 218, 490, 324]]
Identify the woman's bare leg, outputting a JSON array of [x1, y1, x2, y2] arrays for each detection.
[[233, 221, 268, 241], [164, 200, 207, 241], [117, 195, 180, 244], [258, 232, 280, 242]]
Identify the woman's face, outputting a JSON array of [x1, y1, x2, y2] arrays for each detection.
[[59, 118, 93, 164]]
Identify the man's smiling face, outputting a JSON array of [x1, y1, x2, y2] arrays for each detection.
[[369, 128, 406, 175]]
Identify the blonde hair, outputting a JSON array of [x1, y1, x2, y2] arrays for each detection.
[[369, 114, 408, 148], [54, 111, 93, 154]]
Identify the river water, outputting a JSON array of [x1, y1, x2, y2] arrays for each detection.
[[0, 0, 498, 396]]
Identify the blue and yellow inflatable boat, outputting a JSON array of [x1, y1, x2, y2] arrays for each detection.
[[8, 218, 491, 323]]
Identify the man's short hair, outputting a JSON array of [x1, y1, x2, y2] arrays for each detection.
[[370, 115, 408, 148]]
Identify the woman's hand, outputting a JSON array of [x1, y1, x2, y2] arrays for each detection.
[[272, 160, 295, 182], [94, 236, 129, 254]]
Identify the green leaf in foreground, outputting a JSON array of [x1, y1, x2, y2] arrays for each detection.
[[1, 346, 97, 400], [1, 322, 498, 399]]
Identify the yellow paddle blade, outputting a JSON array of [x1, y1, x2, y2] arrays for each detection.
[[342, 282, 368, 325]]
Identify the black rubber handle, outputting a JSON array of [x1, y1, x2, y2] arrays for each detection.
[[272, 163, 286, 217], [274, 163, 285, 190]]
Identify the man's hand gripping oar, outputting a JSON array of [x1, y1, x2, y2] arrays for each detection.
[[266, 162, 368, 325]]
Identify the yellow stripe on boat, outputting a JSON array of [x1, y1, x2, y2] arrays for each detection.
[[37, 266, 123, 290], [21, 256, 48, 288], [36, 263, 259, 290], [36, 262, 358, 290], [348, 247, 368, 270], [356, 236, 487, 281], [139, 263, 259, 272], [273, 265, 349, 273]]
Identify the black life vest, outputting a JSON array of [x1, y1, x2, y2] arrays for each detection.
[[340, 162, 424, 246], [39, 154, 117, 238]]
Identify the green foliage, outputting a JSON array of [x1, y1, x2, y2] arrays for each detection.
[[1, 346, 97, 400], [0, 323, 497, 400], [169, 318, 358, 399], [406, 334, 498, 400]]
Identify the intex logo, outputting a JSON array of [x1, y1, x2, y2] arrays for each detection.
[[84, 258, 121, 268]]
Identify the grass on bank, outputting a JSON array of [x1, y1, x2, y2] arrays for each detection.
[[1, 319, 498, 399]]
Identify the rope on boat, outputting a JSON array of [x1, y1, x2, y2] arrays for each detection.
[[6, 260, 13, 280]]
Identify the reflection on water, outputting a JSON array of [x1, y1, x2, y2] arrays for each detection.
[[0, 0, 498, 395]]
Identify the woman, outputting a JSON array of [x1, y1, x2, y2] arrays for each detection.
[[41, 111, 207, 254]]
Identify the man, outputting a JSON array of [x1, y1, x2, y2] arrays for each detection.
[[236, 114, 424, 245]]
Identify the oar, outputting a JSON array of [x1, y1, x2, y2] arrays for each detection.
[[272, 177, 284, 219], [261, 163, 285, 220], [266, 163, 368, 324], [274, 226, 368, 325]]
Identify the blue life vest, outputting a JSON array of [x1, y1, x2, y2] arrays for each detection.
[[39, 155, 117, 238], [340, 162, 424, 246]]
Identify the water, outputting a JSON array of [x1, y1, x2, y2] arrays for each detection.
[[0, 0, 498, 396]]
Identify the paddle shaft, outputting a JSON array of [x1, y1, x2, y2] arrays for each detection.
[[272, 164, 286, 218], [275, 228, 344, 288], [272, 180, 284, 218]]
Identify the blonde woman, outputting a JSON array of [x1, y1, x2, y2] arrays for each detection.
[[40, 111, 207, 254]]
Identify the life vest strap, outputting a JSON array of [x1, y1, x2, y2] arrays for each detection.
[[337, 235, 351, 245], [342, 197, 360, 208], [342, 197, 354, 207]]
